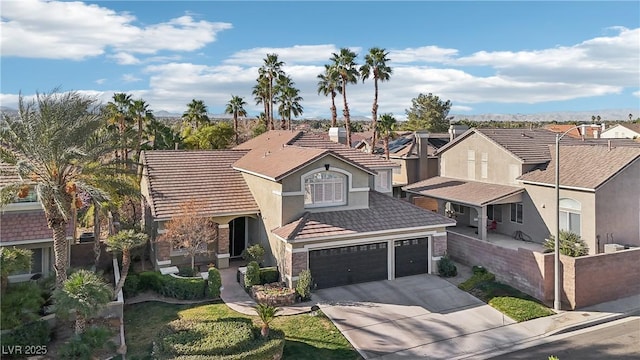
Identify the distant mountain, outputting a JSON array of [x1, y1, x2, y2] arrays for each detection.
[[450, 108, 639, 123]]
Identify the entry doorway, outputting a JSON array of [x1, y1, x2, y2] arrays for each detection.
[[229, 217, 247, 258]]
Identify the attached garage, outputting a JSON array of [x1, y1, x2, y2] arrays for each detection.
[[309, 242, 388, 289], [394, 238, 429, 278]]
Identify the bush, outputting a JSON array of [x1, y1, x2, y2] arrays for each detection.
[[57, 325, 115, 359], [295, 269, 313, 301], [208, 267, 222, 298], [1, 282, 45, 330], [123, 273, 140, 298], [458, 271, 496, 291], [178, 266, 197, 277], [0, 320, 50, 358], [259, 267, 279, 285], [244, 261, 261, 288], [160, 276, 206, 300], [138, 271, 166, 292], [472, 265, 487, 275], [544, 230, 589, 257], [241, 244, 265, 264], [437, 254, 457, 277]]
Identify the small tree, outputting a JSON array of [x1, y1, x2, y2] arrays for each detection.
[[244, 261, 261, 288], [54, 269, 113, 335], [254, 303, 280, 337], [160, 200, 218, 271], [0, 247, 32, 293], [544, 230, 589, 257], [241, 244, 265, 265], [403, 92, 453, 132], [296, 269, 313, 301], [106, 229, 148, 298]]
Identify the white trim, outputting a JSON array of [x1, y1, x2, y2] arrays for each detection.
[[152, 211, 260, 222], [0, 238, 53, 246], [216, 253, 230, 259], [218, 224, 230, 229], [290, 276, 300, 281], [157, 229, 167, 234], [1, 202, 43, 212], [291, 225, 453, 243], [432, 256, 442, 261], [292, 247, 307, 253], [520, 180, 596, 192], [301, 230, 440, 249], [232, 166, 277, 182], [273, 190, 304, 197], [350, 187, 370, 192], [307, 204, 369, 213], [428, 236, 433, 275], [156, 259, 171, 266]]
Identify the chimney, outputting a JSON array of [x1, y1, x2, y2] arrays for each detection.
[[328, 127, 346, 145], [448, 125, 469, 142], [580, 124, 586, 140], [415, 131, 430, 180], [593, 129, 600, 139], [608, 140, 612, 151]]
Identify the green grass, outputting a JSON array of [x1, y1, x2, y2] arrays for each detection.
[[459, 271, 555, 322], [123, 301, 360, 360]]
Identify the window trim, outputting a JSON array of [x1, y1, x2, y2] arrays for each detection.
[[510, 203, 523, 224], [303, 170, 348, 208], [487, 204, 502, 223], [375, 169, 391, 192], [559, 198, 581, 236]]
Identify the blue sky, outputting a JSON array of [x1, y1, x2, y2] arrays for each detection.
[[1, 0, 639, 119]]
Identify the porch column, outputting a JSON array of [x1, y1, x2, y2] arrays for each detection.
[[216, 223, 230, 268], [479, 206, 488, 241]]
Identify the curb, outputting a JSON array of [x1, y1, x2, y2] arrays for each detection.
[[546, 307, 640, 336]]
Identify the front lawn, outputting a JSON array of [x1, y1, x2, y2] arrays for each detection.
[[459, 268, 555, 322], [123, 301, 360, 360]]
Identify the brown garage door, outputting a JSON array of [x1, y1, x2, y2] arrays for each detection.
[[309, 242, 388, 289], [394, 238, 429, 278]]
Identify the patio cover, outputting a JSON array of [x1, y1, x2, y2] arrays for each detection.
[[403, 177, 524, 207]]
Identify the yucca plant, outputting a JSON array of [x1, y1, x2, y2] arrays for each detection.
[[254, 303, 280, 337]]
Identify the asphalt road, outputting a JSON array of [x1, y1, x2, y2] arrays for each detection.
[[490, 318, 640, 360]]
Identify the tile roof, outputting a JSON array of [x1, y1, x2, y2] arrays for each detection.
[[142, 150, 259, 219], [403, 176, 525, 207], [272, 191, 455, 240], [544, 124, 604, 138], [0, 161, 19, 188], [519, 145, 640, 189]]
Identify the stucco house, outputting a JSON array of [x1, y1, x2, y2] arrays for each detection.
[[600, 123, 640, 139], [141, 130, 455, 289], [403, 128, 640, 254]]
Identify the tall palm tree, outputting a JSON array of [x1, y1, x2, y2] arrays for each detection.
[[53, 269, 112, 334], [182, 99, 210, 130], [377, 113, 397, 160], [1, 90, 116, 288], [225, 95, 248, 144], [331, 48, 360, 147], [104, 93, 133, 167], [317, 64, 342, 127], [259, 54, 285, 130], [106, 229, 148, 298], [253, 75, 271, 129], [275, 75, 304, 130], [130, 99, 153, 178], [360, 48, 392, 152]]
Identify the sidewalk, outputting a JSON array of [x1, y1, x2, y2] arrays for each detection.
[[219, 265, 313, 316]]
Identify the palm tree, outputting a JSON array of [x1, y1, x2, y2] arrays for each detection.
[[182, 99, 210, 130], [360, 48, 392, 152], [275, 75, 304, 130], [1, 90, 115, 288], [104, 93, 133, 167], [317, 64, 342, 127], [130, 99, 153, 178], [53, 269, 112, 334], [225, 95, 248, 144], [253, 75, 271, 129], [106, 229, 148, 298], [377, 113, 397, 160], [331, 48, 360, 147], [259, 54, 285, 130], [255, 303, 280, 337]]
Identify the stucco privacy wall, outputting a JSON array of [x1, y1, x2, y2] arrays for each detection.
[[447, 231, 552, 301]]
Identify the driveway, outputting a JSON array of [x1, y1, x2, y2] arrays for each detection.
[[315, 275, 516, 359]]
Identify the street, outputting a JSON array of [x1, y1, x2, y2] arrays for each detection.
[[490, 317, 640, 360]]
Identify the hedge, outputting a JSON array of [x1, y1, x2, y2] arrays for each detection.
[[258, 267, 279, 285], [207, 267, 222, 298], [130, 271, 206, 300], [244, 261, 261, 288]]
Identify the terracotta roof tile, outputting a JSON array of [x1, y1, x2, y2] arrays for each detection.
[[272, 191, 454, 240], [403, 176, 525, 207], [142, 150, 259, 219], [233, 147, 331, 180], [519, 145, 640, 189]]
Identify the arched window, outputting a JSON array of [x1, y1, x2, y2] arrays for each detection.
[[304, 171, 346, 207], [559, 198, 581, 235]]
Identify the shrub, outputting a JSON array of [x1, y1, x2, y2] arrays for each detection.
[[57, 325, 115, 359], [1, 282, 45, 330], [241, 244, 265, 264], [123, 273, 140, 298], [244, 261, 261, 288], [259, 267, 279, 284], [295, 269, 313, 301], [0, 320, 50, 358], [472, 265, 487, 275], [160, 276, 206, 300], [208, 267, 222, 298], [138, 271, 166, 292], [437, 254, 457, 277], [543, 230, 589, 257], [178, 266, 197, 277], [458, 270, 496, 291]]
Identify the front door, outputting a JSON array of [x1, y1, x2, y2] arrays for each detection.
[[229, 217, 246, 258]]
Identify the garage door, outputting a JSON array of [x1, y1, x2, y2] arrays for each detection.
[[309, 242, 388, 289], [394, 238, 429, 278]]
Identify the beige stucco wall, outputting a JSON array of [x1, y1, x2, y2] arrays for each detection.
[[595, 159, 640, 248], [440, 132, 523, 185]]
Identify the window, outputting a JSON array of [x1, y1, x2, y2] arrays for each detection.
[[481, 153, 488, 179], [559, 198, 581, 236], [304, 171, 346, 207], [375, 170, 391, 192], [487, 204, 502, 223], [15, 187, 38, 203], [467, 150, 475, 179], [452, 203, 465, 214], [510, 203, 523, 224]]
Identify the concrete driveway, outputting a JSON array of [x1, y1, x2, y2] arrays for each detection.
[[315, 275, 516, 359]]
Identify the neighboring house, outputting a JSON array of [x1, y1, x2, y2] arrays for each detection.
[[403, 128, 640, 253], [601, 123, 640, 139], [0, 162, 54, 281], [141, 130, 455, 289], [545, 123, 606, 139]]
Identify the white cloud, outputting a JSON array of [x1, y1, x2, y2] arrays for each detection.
[[110, 52, 141, 65], [452, 105, 474, 112], [224, 45, 342, 66], [390, 46, 459, 63], [122, 74, 142, 83], [95, 78, 107, 85], [633, 90, 640, 98], [1, 0, 231, 61]]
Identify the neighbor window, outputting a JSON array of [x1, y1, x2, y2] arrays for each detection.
[[375, 170, 391, 192], [510, 203, 523, 224], [304, 171, 346, 207], [452, 203, 465, 214], [559, 198, 581, 236], [487, 204, 502, 223]]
